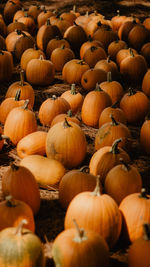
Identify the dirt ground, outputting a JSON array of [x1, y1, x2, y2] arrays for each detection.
[[1, 0, 150, 266]]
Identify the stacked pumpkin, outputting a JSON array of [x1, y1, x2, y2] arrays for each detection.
[[1, 1, 150, 266]]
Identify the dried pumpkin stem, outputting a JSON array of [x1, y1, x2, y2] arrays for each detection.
[[0, 50, 4, 55], [107, 72, 112, 82], [91, 175, 101, 196], [15, 89, 21, 101], [79, 165, 89, 173], [139, 188, 149, 199], [63, 117, 72, 128], [129, 48, 134, 57], [73, 219, 87, 243], [111, 138, 122, 154], [110, 114, 119, 125], [67, 109, 73, 117], [107, 55, 111, 63], [111, 100, 119, 108], [119, 158, 130, 171], [21, 99, 29, 109], [20, 70, 25, 86], [71, 84, 77, 94], [10, 162, 19, 171], [128, 87, 136, 96], [5, 195, 16, 207], [15, 219, 28, 236], [143, 224, 150, 240]]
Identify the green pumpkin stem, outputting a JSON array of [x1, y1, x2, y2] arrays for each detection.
[[91, 175, 101, 196], [20, 70, 25, 86], [73, 219, 87, 243], [110, 114, 119, 125], [107, 55, 111, 63], [77, 60, 86, 65], [107, 72, 112, 82], [46, 19, 51, 25], [143, 224, 150, 240], [79, 165, 89, 173], [111, 138, 122, 154], [14, 89, 21, 101], [111, 100, 119, 108], [67, 109, 73, 117], [15, 219, 28, 236], [95, 83, 102, 91], [90, 46, 98, 52], [63, 118, 72, 128], [21, 99, 29, 109], [24, 12, 28, 17], [129, 48, 135, 57], [71, 84, 77, 95], [139, 188, 149, 199]]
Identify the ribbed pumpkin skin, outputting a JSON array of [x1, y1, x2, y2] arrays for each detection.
[[26, 57, 55, 86], [50, 46, 75, 71], [81, 89, 112, 128], [20, 47, 46, 71], [64, 191, 122, 248], [2, 165, 41, 215], [0, 227, 45, 267], [59, 168, 97, 209], [61, 85, 83, 114], [140, 118, 150, 155], [46, 120, 87, 169], [142, 70, 150, 97], [0, 50, 13, 82], [17, 131, 47, 158], [4, 104, 37, 145], [52, 228, 109, 267], [99, 106, 127, 127], [99, 79, 124, 105], [104, 163, 142, 205], [81, 68, 107, 92], [0, 127, 4, 150], [20, 155, 66, 187], [51, 113, 80, 127], [0, 198, 35, 232], [119, 191, 150, 242]]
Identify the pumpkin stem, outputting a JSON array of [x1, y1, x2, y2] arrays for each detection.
[[145, 112, 150, 121], [111, 100, 119, 108], [128, 87, 136, 96], [73, 219, 87, 243], [15, 219, 28, 236], [79, 165, 89, 173], [63, 117, 72, 128], [72, 5, 76, 12], [67, 109, 73, 117], [95, 83, 102, 91], [52, 95, 57, 100], [107, 55, 111, 63], [21, 99, 29, 110], [139, 188, 149, 199], [107, 71, 112, 82], [88, 35, 93, 42], [85, 11, 89, 17], [97, 21, 102, 27], [117, 9, 120, 16], [143, 224, 150, 240], [111, 138, 122, 154], [46, 18, 51, 25], [119, 158, 131, 171], [91, 175, 101, 196], [0, 134, 11, 143], [129, 48, 135, 57], [39, 54, 44, 60], [20, 70, 25, 86], [10, 162, 19, 171], [110, 114, 119, 125], [5, 195, 17, 207], [0, 50, 4, 55], [24, 12, 28, 17], [71, 83, 77, 95], [60, 44, 65, 49], [90, 46, 98, 52], [14, 89, 21, 101], [77, 60, 86, 65]]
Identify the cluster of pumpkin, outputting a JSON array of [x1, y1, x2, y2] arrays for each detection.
[[0, 0, 150, 266]]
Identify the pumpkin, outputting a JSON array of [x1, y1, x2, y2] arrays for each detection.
[[60, 12, 76, 25], [20, 155, 66, 188], [81, 83, 112, 128], [93, 24, 118, 50], [13, 8, 25, 22], [26, 55, 55, 86], [37, 8, 54, 28], [0, 50, 13, 82], [0, 195, 35, 232], [141, 43, 150, 67], [17, 13, 36, 34], [128, 24, 149, 51], [2, 163, 40, 215], [64, 177, 122, 247], [4, 100, 37, 145], [61, 83, 84, 114], [104, 160, 142, 205], [83, 45, 107, 68], [94, 56, 120, 81], [81, 68, 107, 92], [142, 69, 150, 97], [0, 34, 6, 50], [46, 36, 70, 58], [80, 35, 104, 59], [0, 14, 7, 37], [39, 95, 70, 126], [28, 4, 42, 21], [7, 20, 28, 34], [116, 47, 138, 67], [107, 39, 127, 61], [46, 118, 87, 169], [63, 23, 87, 55], [51, 17, 72, 37], [111, 10, 127, 32], [16, 131, 47, 158], [20, 46, 46, 71], [59, 166, 97, 209], [4, 0, 22, 24], [95, 114, 131, 151], [62, 59, 90, 84], [119, 188, 150, 242], [120, 48, 148, 85], [52, 220, 109, 267], [118, 19, 137, 42], [50, 45, 75, 71], [51, 110, 80, 127], [36, 19, 62, 51], [0, 220, 45, 267], [5, 70, 35, 108], [120, 88, 150, 125], [140, 113, 150, 155], [99, 101, 127, 127], [99, 71, 124, 104], [89, 138, 130, 184], [128, 224, 150, 267]]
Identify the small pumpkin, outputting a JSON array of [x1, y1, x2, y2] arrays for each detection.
[[80, 35, 104, 59], [83, 45, 107, 68], [94, 56, 119, 81], [2, 163, 40, 215], [0, 50, 13, 82], [17, 12, 36, 34], [4, 0, 22, 24], [50, 45, 75, 71], [20, 46, 46, 71], [46, 118, 87, 169], [142, 69, 150, 97], [140, 113, 150, 155], [16, 131, 47, 158], [0, 219, 45, 267], [107, 39, 127, 61], [46, 36, 70, 58], [37, 8, 54, 28], [51, 110, 80, 127], [81, 68, 107, 92]]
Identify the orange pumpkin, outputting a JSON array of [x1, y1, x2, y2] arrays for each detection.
[[51, 110, 80, 127], [81, 68, 107, 92], [140, 113, 150, 155]]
